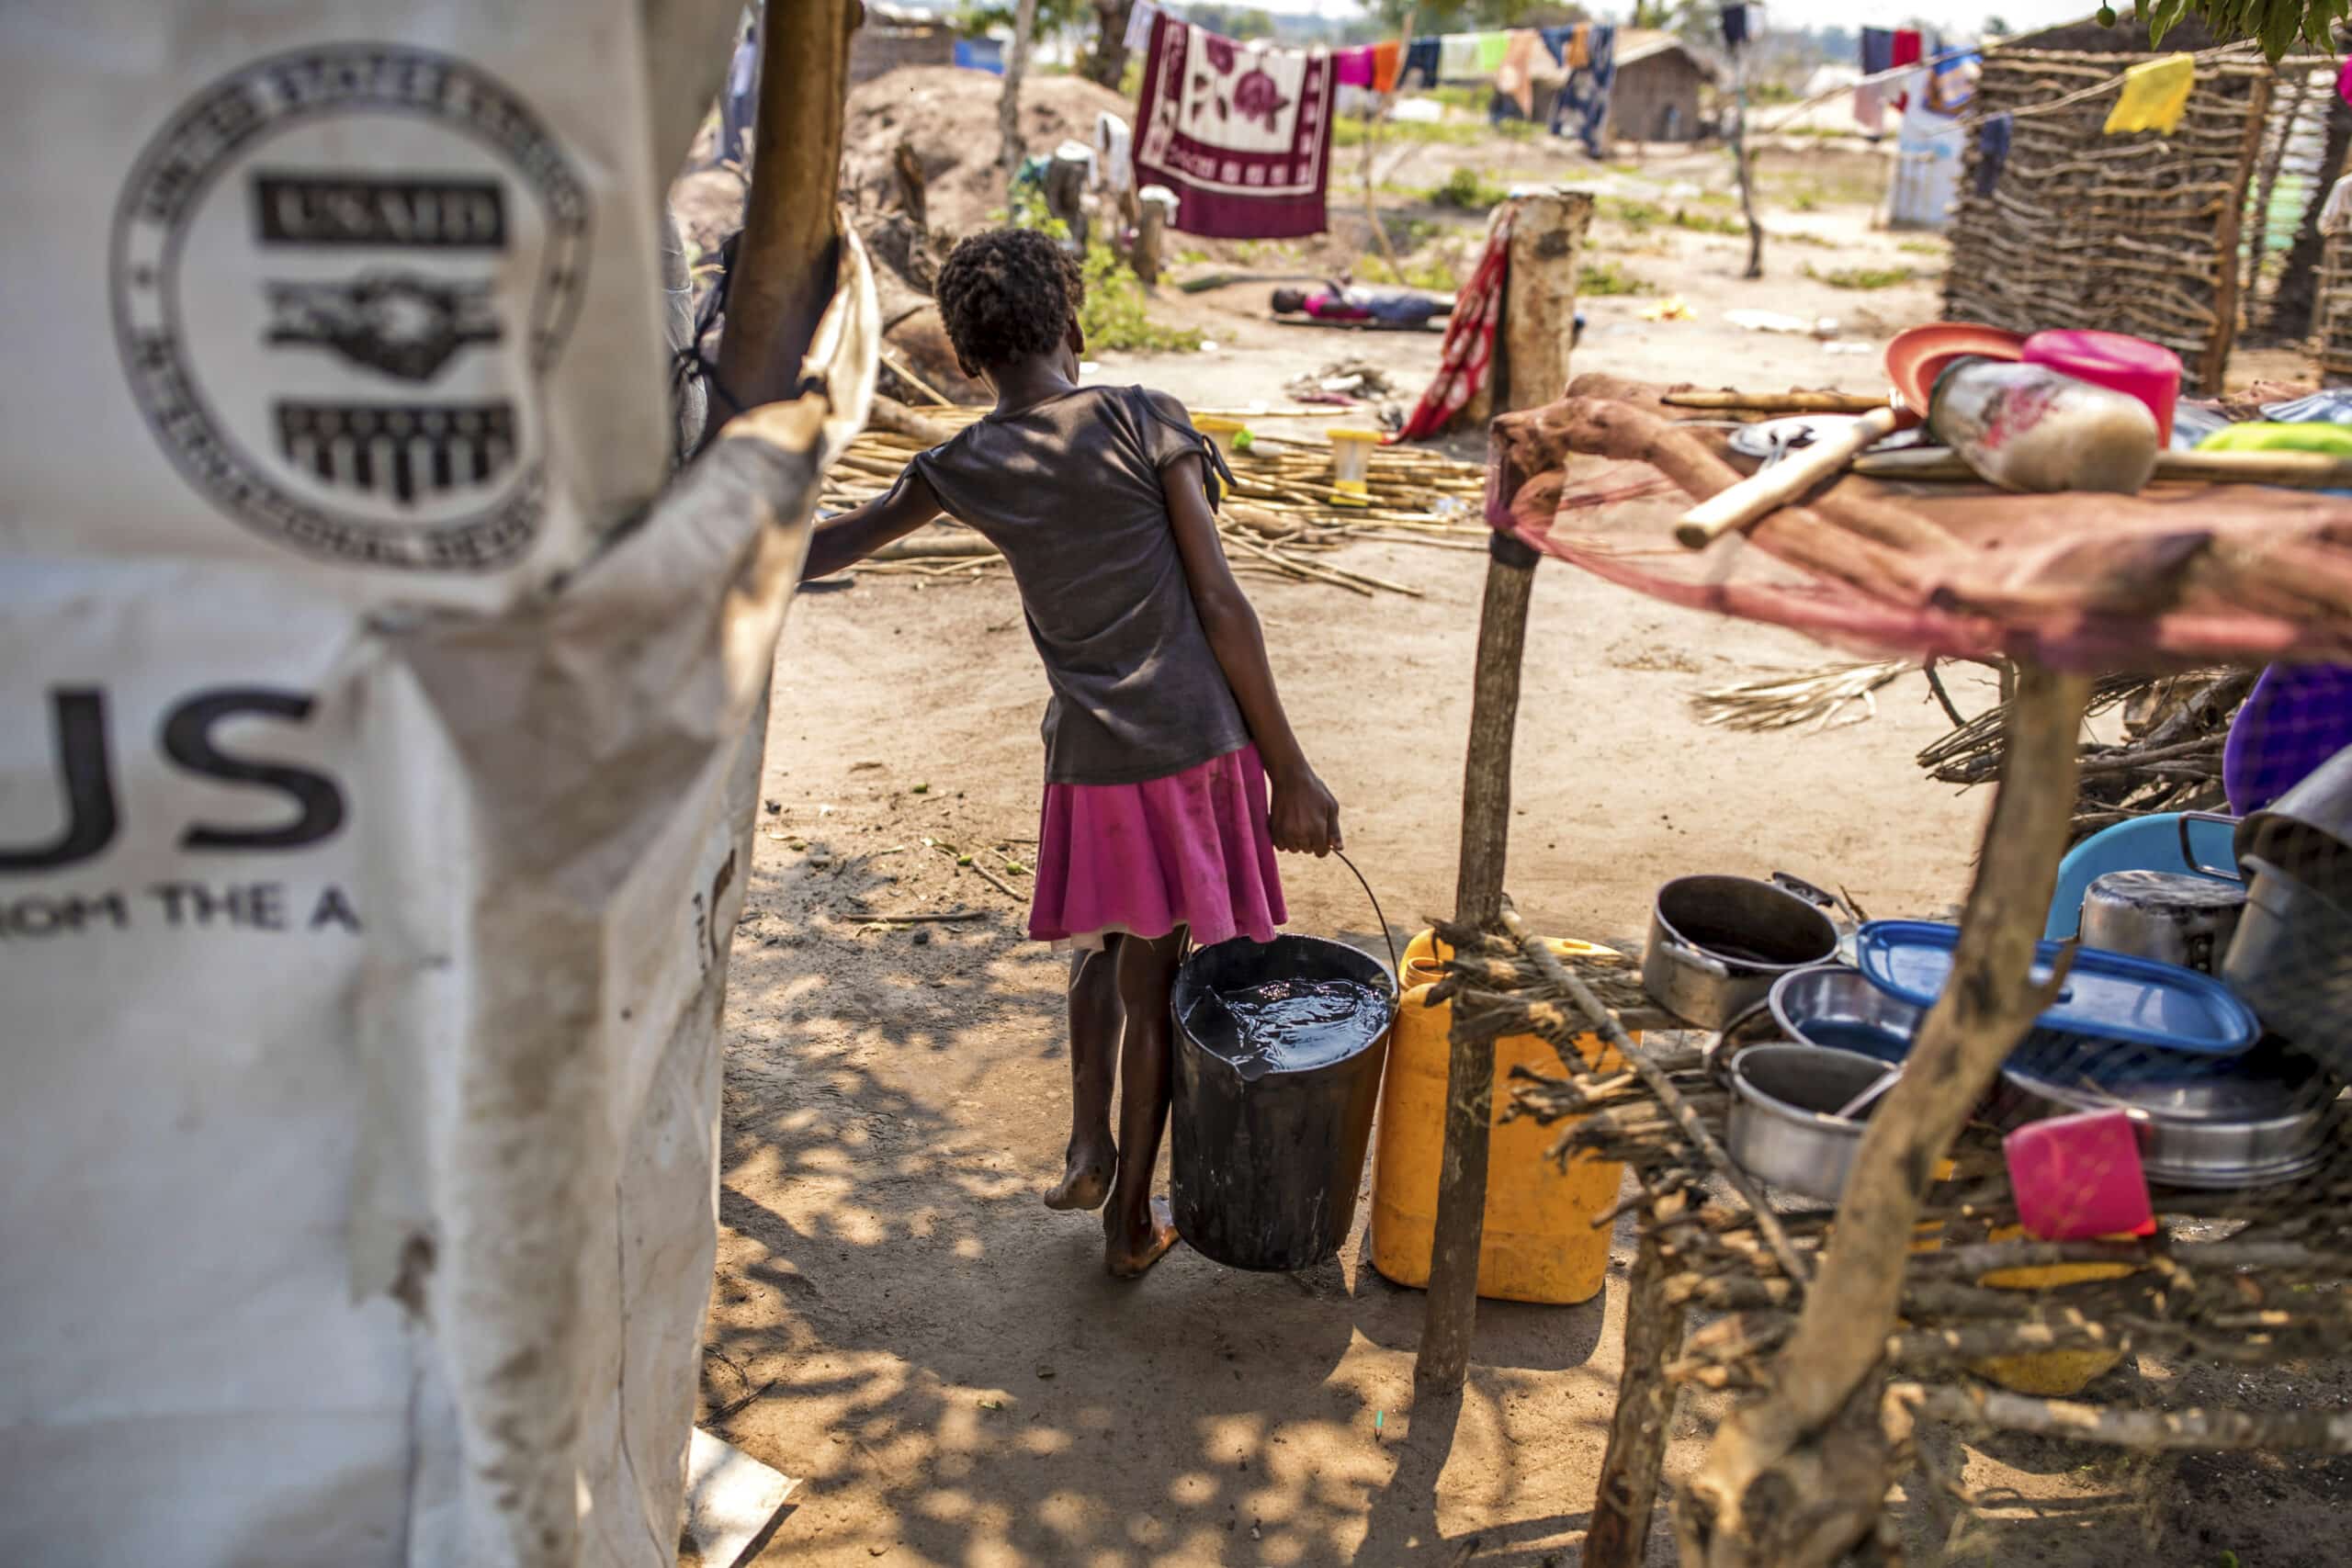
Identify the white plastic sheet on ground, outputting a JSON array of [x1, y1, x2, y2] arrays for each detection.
[[0, 3, 870, 1562]]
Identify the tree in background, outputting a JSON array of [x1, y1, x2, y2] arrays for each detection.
[[1083, 0, 1135, 86]]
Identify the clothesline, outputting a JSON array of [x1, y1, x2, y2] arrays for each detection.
[[1921, 43, 2335, 141]]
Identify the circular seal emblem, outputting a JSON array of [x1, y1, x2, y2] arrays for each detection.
[[111, 45, 591, 571]]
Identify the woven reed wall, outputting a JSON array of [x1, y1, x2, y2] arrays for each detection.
[[1946, 51, 2273, 393], [2322, 231, 2352, 385]]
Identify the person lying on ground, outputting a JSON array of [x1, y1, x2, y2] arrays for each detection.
[[1270, 282, 1453, 328], [800, 227, 1345, 1279]]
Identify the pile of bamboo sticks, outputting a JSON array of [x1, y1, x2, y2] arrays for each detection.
[[819, 402, 1493, 597]]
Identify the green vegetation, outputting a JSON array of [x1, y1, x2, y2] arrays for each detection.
[[1427, 166, 1510, 210], [1079, 243, 1204, 352], [1359, 250, 1464, 292], [1578, 257, 1653, 297], [1171, 245, 1212, 267], [1896, 239, 1948, 256], [1600, 197, 1743, 236], [1804, 262, 1920, 290], [1773, 230, 1838, 249]]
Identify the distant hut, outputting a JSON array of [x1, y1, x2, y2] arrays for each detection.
[[850, 2, 956, 85], [1608, 30, 1717, 144]]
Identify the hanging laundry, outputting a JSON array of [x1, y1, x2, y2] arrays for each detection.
[[1890, 29, 1923, 109], [1400, 36, 1441, 90], [1372, 39, 1402, 95], [1720, 4, 1753, 51], [1568, 22, 1591, 69], [1550, 24, 1615, 155], [1132, 17, 1336, 239], [2105, 54, 2195, 135], [1856, 27, 1894, 132], [1929, 47, 1981, 113], [1973, 111, 2012, 197], [1474, 31, 1512, 73], [1335, 46, 1374, 87], [1392, 206, 1515, 442], [2339, 55, 2352, 110], [1495, 29, 1543, 118], [1094, 111, 1134, 198], [1125, 0, 1159, 53], [1439, 34, 1481, 81]]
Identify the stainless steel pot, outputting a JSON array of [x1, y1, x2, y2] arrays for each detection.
[[1998, 1039, 2335, 1190], [1768, 963, 1925, 1062], [1726, 1044, 1892, 1202], [1643, 875, 1839, 1031], [2078, 870, 2246, 976], [2236, 744, 2352, 901]]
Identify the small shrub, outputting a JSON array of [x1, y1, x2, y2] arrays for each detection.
[[1897, 239, 1947, 256], [1359, 252, 1463, 292], [1428, 166, 1510, 209], [1673, 209, 1745, 235], [1580, 257, 1653, 296], [1803, 263, 1919, 290], [1079, 244, 1204, 351], [1602, 197, 1665, 231]]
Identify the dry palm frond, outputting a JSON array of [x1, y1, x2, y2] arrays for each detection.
[[1690, 660, 1910, 734]]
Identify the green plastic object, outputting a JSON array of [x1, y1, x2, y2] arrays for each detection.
[[2195, 421, 2352, 457]]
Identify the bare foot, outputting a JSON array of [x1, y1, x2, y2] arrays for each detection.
[[1104, 1196, 1181, 1279], [1044, 1142, 1115, 1212]]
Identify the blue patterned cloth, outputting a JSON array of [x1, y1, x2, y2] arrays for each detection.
[[1551, 24, 1614, 154], [1400, 36, 1441, 90]]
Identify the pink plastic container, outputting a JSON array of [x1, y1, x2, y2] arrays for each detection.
[[2022, 330, 2183, 447], [2003, 1108, 2156, 1241]]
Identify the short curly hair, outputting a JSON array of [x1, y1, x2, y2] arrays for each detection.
[[935, 228, 1084, 375]]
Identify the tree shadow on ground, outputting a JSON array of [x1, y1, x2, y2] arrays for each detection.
[[702, 854, 1612, 1563]]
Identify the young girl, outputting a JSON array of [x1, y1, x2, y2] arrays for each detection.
[[801, 228, 1342, 1278]]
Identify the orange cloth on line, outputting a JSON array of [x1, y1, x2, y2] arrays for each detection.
[[1497, 29, 1542, 116], [1372, 38, 1402, 94], [1567, 21, 1590, 68]]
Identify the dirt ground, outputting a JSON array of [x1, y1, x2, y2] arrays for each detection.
[[695, 97, 2340, 1568]]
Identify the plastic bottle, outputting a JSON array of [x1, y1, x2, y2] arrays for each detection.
[[1928, 357, 2161, 494]]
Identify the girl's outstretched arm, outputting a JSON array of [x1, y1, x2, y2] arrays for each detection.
[[1161, 452, 1342, 856], [798, 465, 944, 581]]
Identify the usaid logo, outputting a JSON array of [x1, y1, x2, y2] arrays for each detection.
[[110, 46, 590, 571]]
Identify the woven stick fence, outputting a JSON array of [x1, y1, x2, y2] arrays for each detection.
[[819, 400, 1491, 594], [1946, 50, 2274, 393], [2323, 231, 2352, 386], [1439, 918, 2352, 1563]]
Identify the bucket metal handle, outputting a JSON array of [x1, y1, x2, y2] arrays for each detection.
[[1331, 849, 1401, 983]]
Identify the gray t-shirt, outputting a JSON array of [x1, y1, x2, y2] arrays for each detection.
[[910, 385, 1250, 785]]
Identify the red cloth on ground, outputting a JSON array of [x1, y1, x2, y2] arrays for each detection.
[[1029, 745, 1287, 948]]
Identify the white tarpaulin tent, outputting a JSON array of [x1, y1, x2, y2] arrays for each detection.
[[0, 2, 870, 1562]]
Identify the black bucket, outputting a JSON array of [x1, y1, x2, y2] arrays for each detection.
[[1169, 926, 1397, 1272]]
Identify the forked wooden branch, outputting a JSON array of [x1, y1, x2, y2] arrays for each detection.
[[1679, 661, 2094, 1568], [1890, 1382, 2352, 1453]]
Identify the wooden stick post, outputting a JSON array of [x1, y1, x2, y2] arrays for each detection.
[[998, 0, 1041, 189], [1681, 661, 2096, 1568], [1728, 38, 1764, 280], [1587, 1227, 1692, 1567], [701, 0, 860, 443], [1416, 194, 1588, 1391], [1360, 6, 1414, 282]]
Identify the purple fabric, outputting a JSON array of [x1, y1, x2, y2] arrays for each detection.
[[1335, 45, 1374, 86], [1030, 745, 1287, 947], [2225, 664, 2352, 814], [1134, 16, 1336, 239]]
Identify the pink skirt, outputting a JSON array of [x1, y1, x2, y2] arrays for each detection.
[[1028, 744, 1287, 949]]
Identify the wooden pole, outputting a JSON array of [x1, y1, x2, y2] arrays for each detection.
[[1000, 0, 1041, 190], [1416, 192, 1592, 1390], [1586, 1227, 1691, 1568], [1361, 6, 1414, 282], [1416, 530, 1541, 1394], [1728, 41, 1764, 280], [702, 0, 860, 443], [2206, 74, 2275, 394], [1682, 661, 2096, 1568], [1499, 191, 1593, 410]]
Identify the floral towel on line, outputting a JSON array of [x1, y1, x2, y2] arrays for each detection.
[[1134, 15, 1335, 240]]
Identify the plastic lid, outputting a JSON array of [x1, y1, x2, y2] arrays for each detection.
[[1853, 919, 2260, 1054], [2023, 330, 2182, 446]]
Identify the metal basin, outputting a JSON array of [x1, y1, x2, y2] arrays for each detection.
[[2223, 859, 2352, 1074], [1643, 875, 1839, 1031], [1769, 964, 1924, 1063], [1725, 1043, 1894, 1203], [2079, 869, 2245, 976], [1999, 1038, 2337, 1190]]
